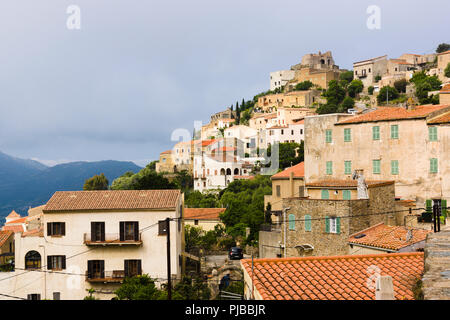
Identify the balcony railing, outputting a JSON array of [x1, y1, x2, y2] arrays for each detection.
[[83, 233, 143, 246], [86, 270, 125, 283]]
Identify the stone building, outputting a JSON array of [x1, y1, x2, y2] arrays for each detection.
[[292, 51, 339, 71], [270, 70, 295, 91], [256, 91, 321, 112], [353, 55, 388, 89], [288, 67, 341, 90], [437, 50, 450, 83], [440, 84, 450, 105]]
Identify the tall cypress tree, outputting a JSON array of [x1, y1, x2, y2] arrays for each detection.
[[235, 101, 240, 124]]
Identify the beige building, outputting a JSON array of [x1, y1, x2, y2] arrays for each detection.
[[256, 91, 320, 112], [353, 55, 388, 89], [441, 84, 450, 105], [437, 50, 450, 83], [288, 68, 341, 90], [0, 230, 14, 265], [183, 208, 225, 232], [304, 105, 450, 207], [270, 70, 295, 91], [0, 190, 184, 300], [291, 51, 339, 71], [155, 150, 175, 173]]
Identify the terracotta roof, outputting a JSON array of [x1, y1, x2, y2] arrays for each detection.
[[0, 230, 13, 247], [22, 226, 44, 238], [220, 119, 235, 122], [241, 252, 424, 300], [160, 150, 172, 155], [2, 225, 25, 233], [306, 180, 394, 188], [427, 112, 450, 124], [437, 50, 450, 55], [5, 217, 27, 224], [234, 175, 255, 180], [349, 223, 431, 251], [264, 114, 277, 119], [336, 105, 450, 125], [43, 190, 181, 212], [441, 84, 450, 93], [184, 208, 225, 220], [6, 210, 21, 219], [268, 126, 289, 129], [272, 162, 304, 179]]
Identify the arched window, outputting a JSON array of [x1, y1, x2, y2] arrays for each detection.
[[233, 168, 239, 175], [25, 251, 41, 270], [220, 168, 225, 175], [288, 214, 296, 230], [304, 215, 312, 232], [226, 168, 232, 175]]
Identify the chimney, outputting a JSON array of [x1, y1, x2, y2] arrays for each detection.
[[375, 276, 395, 300], [352, 169, 369, 200]]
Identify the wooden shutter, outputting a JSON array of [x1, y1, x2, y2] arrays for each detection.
[[304, 215, 311, 231], [62, 256, 66, 270], [47, 256, 52, 270], [442, 200, 447, 218], [100, 222, 105, 242], [61, 223, 65, 236], [124, 260, 129, 278], [99, 260, 105, 279], [87, 260, 93, 279], [133, 222, 139, 241], [91, 222, 96, 241], [336, 217, 341, 234], [137, 260, 142, 275], [119, 222, 125, 241], [288, 214, 295, 230], [325, 216, 330, 233], [47, 223, 52, 236]]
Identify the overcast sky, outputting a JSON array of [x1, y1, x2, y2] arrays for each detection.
[[0, 0, 448, 167]]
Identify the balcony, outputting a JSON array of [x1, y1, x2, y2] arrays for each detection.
[[86, 270, 125, 283], [83, 233, 143, 246]]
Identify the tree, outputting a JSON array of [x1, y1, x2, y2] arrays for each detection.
[[339, 71, 354, 85], [323, 80, 346, 106], [184, 190, 219, 208], [368, 86, 374, 95], [377, 86, 399, 104], [266, 141, 304, 170], [111, 167, 177, 190], [347, 79, 364, 98], [172, 276, 211, 300], [83, 173, 109, 190], [115, 275, 166, 300], [173, 170, 193, 192], [264, 202, 272, 225], [436, 43, 450, 54], [235, 101, 240, 123], [294, 81, 314, 91], [338, 96, 355, 113], [374, 75, 382, 82], [409, 71, 442, 104], [445, 63, 450, 78], [394, 79, 408, 93], [146, 161, 158, 171]]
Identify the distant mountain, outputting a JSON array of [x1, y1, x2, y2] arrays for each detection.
[[0, 152, 142, 221]]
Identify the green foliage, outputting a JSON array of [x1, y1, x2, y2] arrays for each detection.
[[115, 275, 167, 300], [266, 141, 304, 170], [83, 173, 109, 191], [219, 175, 272, 243], [172, 276, 211, 300], [184, 224, 225, 252], [339, 71, 354, 84], [111, 165, 177, 190], [368, 86, 374, 95], [83, 288, 99, 300], [409, 71, 442, 104], [338, 96, 355, 113], [374, 75, 382, 82], [377, 86, 399, 104], [394, 79, 408, 93], [146, 161, 158, 171], [317, 80, 348, 114], [445, 63, 450, 78], [185, 190, 220, 208], [224, 280, 244, 296], [347, 79, 364, 98], [294, 81, 314, 91], [173, 170, 193, 192], [240, 109, 252, 125], [436, 43, 450, 53]]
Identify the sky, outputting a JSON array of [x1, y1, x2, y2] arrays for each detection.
[[0, 0, 448, 167]]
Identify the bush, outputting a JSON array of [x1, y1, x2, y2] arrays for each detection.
[[347, 80, 364, 98], [368, 86, 374, 95], [377, 86, 399, 104], [445, 63, 450, 78], [394, 79, 408, 93], [294, 81, 314, 91]]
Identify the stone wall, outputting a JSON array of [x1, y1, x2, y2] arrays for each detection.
[[423, 230, 450, 300]]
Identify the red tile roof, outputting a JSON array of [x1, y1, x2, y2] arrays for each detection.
[[160, 150, 172, 155], [336, 105, 450, 125], [349, 223, 431, 251], [437, 50, 450, 56], [272, 162, 304, 179], [234, 175, 255, 180], [440, 84, 450, 93], [5, 217, 27, 225], [241, 252, 424, 300], [22, 226, 44, 238], [6, 210, 21, 219], [184, 208, 225, 220], [306, 179, 394, 188], [0, 230, 13, 247], [43, 190, 181, 212], [427, 112, 450, 124], [2, 225, 25, 233]]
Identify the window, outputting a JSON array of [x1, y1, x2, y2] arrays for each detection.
[[120, 221, 139, 241], [321, 189, 329, 200], [53, 292, 60, 300], [325, 130, 332, 143], [344, 161, 352, 175], [27, 294, 41, 300], [343, 190, 351, 200], [25, 251, 41, 270], [194, 220, 199, 225], [87, 260, 104, 279], [325, 217, 340, 234], [90, 222, 105, 242], [47, 255, 66, 270], [288, 214, 295, 230], [298, 186, 305, 197], [372, 126, 380, 140], [344, 128, 351, 142], [429, 127, 438, 141], [47, 222, 65, 237], [304, 215, 312, 232], [326, 161, 333, 175], [391, 160, 399, 175], [124, 260, 142, 278], [390, 125, 399, 139], [373, 160, 381, 174], [430, 158, 438, 173], [276, 185, 281, 197], [158, 220, 168, 235]]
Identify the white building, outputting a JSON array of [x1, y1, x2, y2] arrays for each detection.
[[266, 121, 305, 147], [270, 70, 295, 91], [0, 190, 183, 300]]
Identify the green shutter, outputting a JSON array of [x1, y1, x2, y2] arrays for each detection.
[[344, 128, 351, 142], [426, 199, 432, 213], [288, 214, 295, 230], [325, 216, 330, 233], [336, 217, 341, 234], [326, 161, 333, 175], [372, 126, 380, 140], [373, 160, 381, 174], [430, 158, 438, 173], [429, 127, 437, 141], [391, 125, 398, 139], [321, 189, 329, 199], [305, 215, 312, 232], [326, 130, 332, 143], [391, 160, 399, 175], [343, 190, 351, 200], [344, 161, 352, 175], [442, 200, 447, 218]]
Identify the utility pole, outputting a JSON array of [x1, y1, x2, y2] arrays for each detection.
[[166, 217, 172, 300], [283, 207, 291, 258]]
